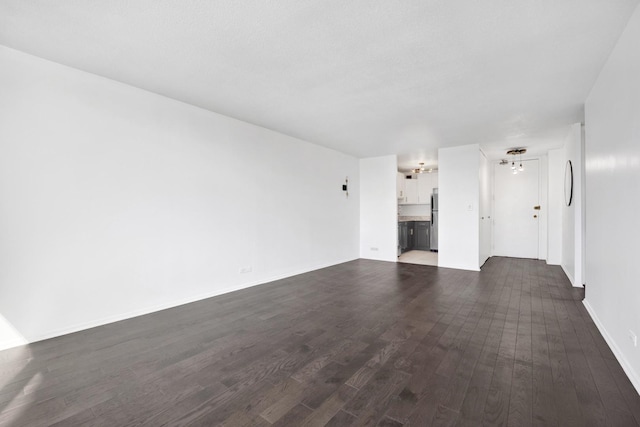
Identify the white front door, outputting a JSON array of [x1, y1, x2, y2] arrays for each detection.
[[493, 159, 539, 259]]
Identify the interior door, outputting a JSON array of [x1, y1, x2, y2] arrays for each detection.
[[479, 153, 492, 266], [493, 159, 539, 259]]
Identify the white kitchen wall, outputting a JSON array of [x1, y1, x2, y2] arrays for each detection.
[[0, 46, 360, 350], [360, 155, 397, 262], [438, 144, 480, 271], [583, 5, 640, 393], [398, 204, 430, 217]]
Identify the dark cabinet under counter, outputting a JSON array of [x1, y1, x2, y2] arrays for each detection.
[[414, 221, 430, 250], [398, 222, 412, 253], [398, 220, 430, 253]]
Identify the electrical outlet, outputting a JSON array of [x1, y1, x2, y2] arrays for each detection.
[[629, 330, 637, 347], [370, 247, 379, 251], [239, 266, 252, 274]]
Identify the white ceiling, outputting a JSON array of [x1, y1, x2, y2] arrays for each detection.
[[1, 1, 637, 168]]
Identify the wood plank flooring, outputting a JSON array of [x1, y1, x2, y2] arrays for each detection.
[[1, 257, 639, 426]]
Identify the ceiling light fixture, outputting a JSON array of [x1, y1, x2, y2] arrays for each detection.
[[506, 148, 526, 175], [412, 162, 426, 174], [410, 163, 438, 174]]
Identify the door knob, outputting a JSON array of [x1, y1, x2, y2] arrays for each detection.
[[534, 205, 541, 210], [533, 215, 538, 218]]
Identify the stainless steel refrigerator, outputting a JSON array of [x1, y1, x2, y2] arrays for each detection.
[[430, 189, 438, 251]]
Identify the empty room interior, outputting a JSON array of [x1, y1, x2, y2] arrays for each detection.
[[2, 1, 640, 426]]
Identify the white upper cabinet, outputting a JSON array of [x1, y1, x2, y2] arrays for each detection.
[[396, 172, 405, 200], [403, 179, 419, 204], [417, 174, 431, 204], [418, 172, 438, 202], [398, 172, 438, 205]]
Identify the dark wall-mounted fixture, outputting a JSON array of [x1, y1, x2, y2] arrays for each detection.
[[343, 177, 349, 198]]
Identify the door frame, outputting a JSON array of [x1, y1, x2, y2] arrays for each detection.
[[491, 156, 548, 260]]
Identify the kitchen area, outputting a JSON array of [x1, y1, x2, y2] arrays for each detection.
[[397, 163, 438, 266]]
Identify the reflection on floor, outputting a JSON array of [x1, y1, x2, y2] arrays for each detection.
[[398, 250, 438, 266]]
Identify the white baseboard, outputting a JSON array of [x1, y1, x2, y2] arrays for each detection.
[[362, 256, 397, 263], [0, 337, 28, 352], [583, 299, 640, 395], [561, 263, 582, 287], [437, 263, 480, 272], [0, 257, 358, 352]]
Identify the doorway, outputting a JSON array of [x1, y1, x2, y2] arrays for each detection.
[[493, 159, 540, 259], [398, 249, 438, 266], [396, 166, 439, 267]]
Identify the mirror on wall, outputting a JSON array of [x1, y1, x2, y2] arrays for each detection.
[[564, 160, 573, 206]]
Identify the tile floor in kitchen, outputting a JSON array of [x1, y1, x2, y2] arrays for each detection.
[[397, 249, 438, 266]]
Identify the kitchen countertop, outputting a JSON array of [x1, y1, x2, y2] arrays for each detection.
[[398, 216, 431, 222]]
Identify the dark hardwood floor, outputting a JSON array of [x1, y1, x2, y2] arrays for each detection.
[[1, 257, 639, 426]]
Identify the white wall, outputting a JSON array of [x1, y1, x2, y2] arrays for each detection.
[[438, 144, 480, 271], [563, 123, 584, 286], [360, 155, 397, 262], [583, 5, 640, 393], [548, 123, 584, 286], [0, 46, 360, 350], [398, 205, 431, 216], [538, 155, 549, 261], [547, 150, 563, 265], [398, 204, 430, 217], [479, 151, 491, 267]]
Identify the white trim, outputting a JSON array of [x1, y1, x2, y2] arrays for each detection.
[[561, 263, 580, 287], [0, 337, 28, 351], [583, 299, 640, 395], [0, 258, 357, 352], [491, 157, 543, 260], [437, 263, 481, 272]]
